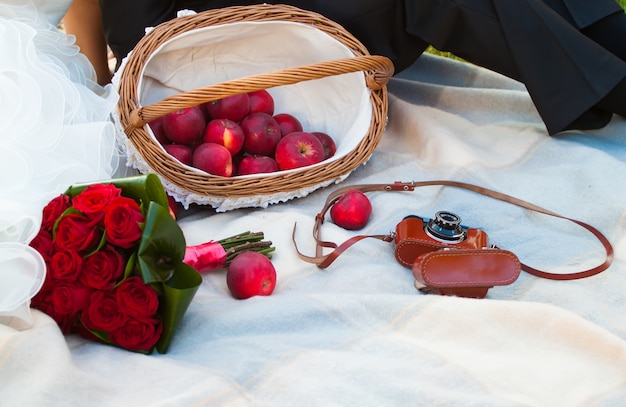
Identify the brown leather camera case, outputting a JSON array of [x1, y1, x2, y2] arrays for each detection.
[[412, 249, 521, 298]]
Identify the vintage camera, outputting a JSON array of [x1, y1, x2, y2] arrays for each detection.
[[394, 211, 520, 298], [394, 211, 490, 268]]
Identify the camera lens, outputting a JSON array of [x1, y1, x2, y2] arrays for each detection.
[[425, 211, 466, 242]]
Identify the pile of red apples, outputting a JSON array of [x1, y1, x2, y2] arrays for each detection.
[[149, 90, 337, 177]]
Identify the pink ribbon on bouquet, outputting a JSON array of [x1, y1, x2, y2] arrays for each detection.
[[183, 241, 227, 273]]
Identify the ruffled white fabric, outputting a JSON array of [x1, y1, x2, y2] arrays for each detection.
[[0, 0, 123, 329]]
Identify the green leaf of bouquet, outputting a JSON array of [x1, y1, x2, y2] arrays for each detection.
[[83, 229, 108, 257], [78, 318, 112, 345], [137, 201, 187, 285], [155, 262, 202, 354], [122, 252, 138, 283], [112, 174, 169, 210]]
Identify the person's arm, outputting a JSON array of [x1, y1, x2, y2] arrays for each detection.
[[62, 0, 112, 85]]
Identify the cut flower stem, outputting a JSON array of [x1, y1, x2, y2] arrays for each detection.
[[218, 231, 275, 264]]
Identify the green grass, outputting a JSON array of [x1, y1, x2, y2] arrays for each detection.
[[427, 2, 626, 60], [425, 47, 463, 61]]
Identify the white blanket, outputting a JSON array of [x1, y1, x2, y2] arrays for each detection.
[[2, 54, 626, 406]]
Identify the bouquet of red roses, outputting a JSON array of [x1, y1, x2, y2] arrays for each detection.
[[28, 174, 273, 353]]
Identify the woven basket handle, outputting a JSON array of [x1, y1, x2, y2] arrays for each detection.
[[127, 55, 394, 129]]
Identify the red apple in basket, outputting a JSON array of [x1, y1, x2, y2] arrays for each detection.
[[163, 144, 193, 166], [274, 131, 325, 170], [330, 189, 372, 230], [273, 113, 303, 137], [248, 89, 275, 116], [241, 112, 282, 156], [163, 106, 206, 145], [192, 142, 233, 177], [311, 131, 337, 160], [148, 116, 169, 145], [204, 118, 245, 155], [237, 155, 279, 175], [312, 131, 337, 160], [206, 93, 250, 122], [227, 251, 277, 299]]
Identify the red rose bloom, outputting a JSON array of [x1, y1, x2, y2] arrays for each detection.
[[51, 284, 91, 314], [82, 291, 127, 332], [109, 317, 162, 352], [49, 248, 83, 282], [55, 213, 102, 253], [80, 245, 125, 290], [72, 184, 122, 224], [115, 276, 159, 317], [29, 229, 55, 261], [104, 197, 144, 249], [41, 194, 71, 231]]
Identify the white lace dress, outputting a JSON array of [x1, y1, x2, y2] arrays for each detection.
[[0, 0, 123, 329]]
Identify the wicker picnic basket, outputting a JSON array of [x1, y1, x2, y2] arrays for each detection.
[[113, 4, 394, 211]]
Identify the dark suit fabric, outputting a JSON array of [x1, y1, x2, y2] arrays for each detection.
[[101, 0, 626, 134], [101, 0, 428, 73], [404, 0, 626, 134]]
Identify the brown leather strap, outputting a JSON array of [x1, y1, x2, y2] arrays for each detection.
[[292, 180, 614, 280]]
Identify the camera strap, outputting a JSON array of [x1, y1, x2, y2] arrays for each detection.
[[292, 180, 614, 280]]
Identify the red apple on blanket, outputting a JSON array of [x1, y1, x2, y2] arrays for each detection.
[[330, 189, 372, 230], [163, 106, 206, 145], [248, 89, 275, 116], [274, 131, 325, 170], [227, 251, 277, 299], [312, 131, 337, 159], [192, 142, 233, 177], [163, 144, 193, 166], [206, 93, 250, 122], [241, 112, 282, 156], [204, 118, 245, 155], [237, 155, 279, 175], [273, 113, 303, 137]]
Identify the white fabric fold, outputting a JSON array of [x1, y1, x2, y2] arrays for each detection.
[[0, 0, 122, 329]]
